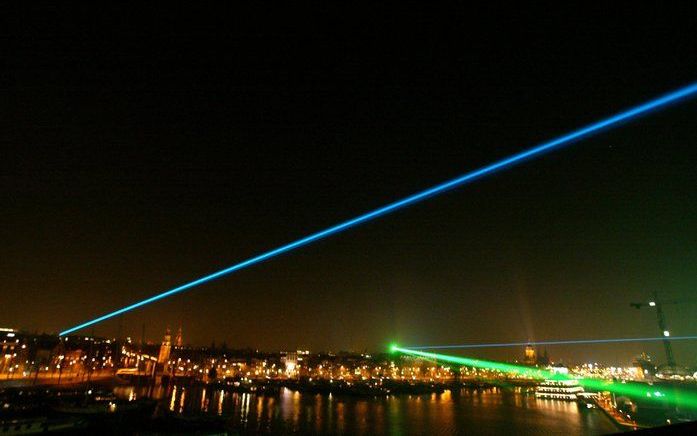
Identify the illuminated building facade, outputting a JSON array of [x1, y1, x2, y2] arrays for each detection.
[[282, 351, 298, 375], [524, 344, 536, 365]]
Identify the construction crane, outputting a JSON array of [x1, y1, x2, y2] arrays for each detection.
[[630, 292, 693, 367]]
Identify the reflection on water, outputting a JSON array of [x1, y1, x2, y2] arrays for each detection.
[[168, 385, 176, 411], [179, 387, 186, 414], [114, 384, 619, 435]]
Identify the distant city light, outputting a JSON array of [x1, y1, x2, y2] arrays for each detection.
[[402, 335, 697, 350], [59, 81, 697, 336]]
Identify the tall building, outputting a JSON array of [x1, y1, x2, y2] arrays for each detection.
[[175, 326, 183, 348], [158, 327, 172, 364], [524, 344, 536, 365]]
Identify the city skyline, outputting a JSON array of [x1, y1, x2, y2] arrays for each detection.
[[2, 324, 693, 369], [2, 324, 688, 377]]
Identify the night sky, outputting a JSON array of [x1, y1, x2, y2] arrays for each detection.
[[3, 4, 697, 365]]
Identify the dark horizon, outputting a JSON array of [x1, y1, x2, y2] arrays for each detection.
[[3, 4, 697, 366]]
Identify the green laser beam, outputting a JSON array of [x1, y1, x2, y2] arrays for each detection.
[[392, 346, 697, 409]]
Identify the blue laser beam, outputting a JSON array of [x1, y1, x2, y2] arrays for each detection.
[[403, 335, 697, 350], [60, 82, 697, 336]]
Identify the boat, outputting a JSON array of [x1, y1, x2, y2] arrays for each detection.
[[535, 378, 584, 400], [0, 417, 86, 435], [152, 411, 228, 432], [52, 397, 156, 417]]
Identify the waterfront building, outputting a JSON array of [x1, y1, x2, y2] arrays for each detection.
[[282, 351, 298, 375]]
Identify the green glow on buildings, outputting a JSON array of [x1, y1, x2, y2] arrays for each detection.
[[392, 346, 697, 409]]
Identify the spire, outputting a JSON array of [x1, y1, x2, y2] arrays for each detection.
[[176, 325, 183, 348], [158, 326, 172, 364]]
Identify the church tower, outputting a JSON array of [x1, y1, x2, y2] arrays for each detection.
[[524, 344, 536, 365], [158, 327, 172, 364], [175, 325, 183, 348]]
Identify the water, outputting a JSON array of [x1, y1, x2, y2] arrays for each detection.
[[114, 385, 620, 435]]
